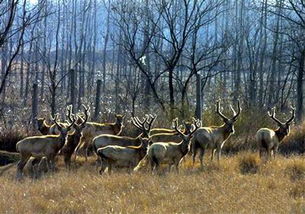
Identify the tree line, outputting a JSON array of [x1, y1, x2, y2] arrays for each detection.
[[0, 0, 304, 128]]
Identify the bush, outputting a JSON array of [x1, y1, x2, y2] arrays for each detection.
[[238, 154, 260, 174], [285, 160, 305, 181], [0, 129, 27, 152]]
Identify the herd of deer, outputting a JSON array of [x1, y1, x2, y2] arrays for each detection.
[[14, 100, 295, 179]]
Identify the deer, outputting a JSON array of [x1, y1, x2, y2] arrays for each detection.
[[36, 118, 52, 135], [147, 118, 201, 173], [256, 107, 295, 160], [47, 105, 80, 134], [93, 114, 156, 153], [60, 105, 89, 169], [74, 113, 125, 161], [149, 120, 192, 135], [191, 100, 241, 167], [150, 119, 194, 143], [16, 114, 75, 179], [97, 138, 152, 174]]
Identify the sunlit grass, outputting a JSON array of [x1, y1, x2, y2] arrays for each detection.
[[1, 152, 305, 213]]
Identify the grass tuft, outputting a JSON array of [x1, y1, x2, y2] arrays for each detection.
[[285, 160, 305, 181], [238, 153, 260, 174]]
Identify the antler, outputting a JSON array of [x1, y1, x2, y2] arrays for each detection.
[[189, 118, 201, 136], [79, 104, 90, 127], [172, 118, 184, 136], [145, 114, 156, 131], [131, 116, 147, 131], [286, 106, 295, 124], [268, 107, 283, 126], [216, 100, 229, 121], [66, 105, 75, 124], [231, 100, 241, 121], [51, 114, 60, 127]]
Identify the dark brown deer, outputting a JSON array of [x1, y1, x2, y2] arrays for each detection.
[[61, 105, 89, 169]]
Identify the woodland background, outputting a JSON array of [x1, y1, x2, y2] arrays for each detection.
[[0, 0, 304, 147]]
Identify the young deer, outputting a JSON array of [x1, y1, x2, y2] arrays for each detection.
[[16, 114, 75, 179], [191, 100, 241, 167], [75, 113, 125, 160], [150, 119, 194, 143], [256, 107, 295, 159], [147, 119, 201, 173], [60, 105, 89, 169]]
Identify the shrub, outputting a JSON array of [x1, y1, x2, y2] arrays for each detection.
[[285, 160, 305, 181], [238, 154, 260, 174], [0, 129, 27, 152]]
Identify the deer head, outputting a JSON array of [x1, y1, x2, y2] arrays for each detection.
[[115, 114, 125, 125], [216, 100, 241, 134], [173, 118, 201, 142], [131, 114, 156, 138], [268, 107, 295, 136], [51, 113, 75, 137]]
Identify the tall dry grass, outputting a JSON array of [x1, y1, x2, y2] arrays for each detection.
[[1, 153, 305, 213]]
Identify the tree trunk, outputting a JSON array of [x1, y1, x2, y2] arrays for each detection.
[[296, 50, 305, 122], [32, 83, 38, 129], [94, 79, 102, 121], [195, 73, 202, 120]]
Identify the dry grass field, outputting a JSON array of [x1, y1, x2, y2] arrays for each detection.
[[1, 152, 305, 213]]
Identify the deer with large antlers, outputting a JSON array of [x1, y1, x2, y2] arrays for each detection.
[[150, 119, 195, 143], [93, 115, 156, 153], [75, 112, 125, 160], [191, 100, 241, 167], [256, 107, 295, 160], [16, 114, 75, 179], [60, 105, 89, 169], [147, 118, 201, 173]]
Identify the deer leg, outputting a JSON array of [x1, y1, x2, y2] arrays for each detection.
[[273, 146, 278, 159], [216, 148, 222, 162], [192, 147, 198, 166], [175, 162, 179, 173], [259, 148, 263, 159], [211, 149, 216, 161], [99, 161, 107, 175], [108, 164, 112, 175], [199, 148, 205, 168], [16, 155, 30, 180], [267, 148, 271, 161]]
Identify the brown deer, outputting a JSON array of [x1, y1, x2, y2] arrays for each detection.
[[36, 118, 52, 135], [93, 115, 156, 153], [149, 119, 192, 135], [16, 114, 75, 179], [75, 113, 125, 160], [191, 100, 241, 167], [147, 118, 201, 172], [256, 107, 295, 160], [150, 119, 194, 143], [97, 138, 152, 174], [60, 105, 89, 169]]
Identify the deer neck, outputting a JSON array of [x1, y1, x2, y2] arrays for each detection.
[[58, 133, 68, 148], [218, 124, 232, 141], [275, 128, 286, 142], [112, 122, 122, 134], [138, 145, 148, 160], [179, 139, 190, 156]]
